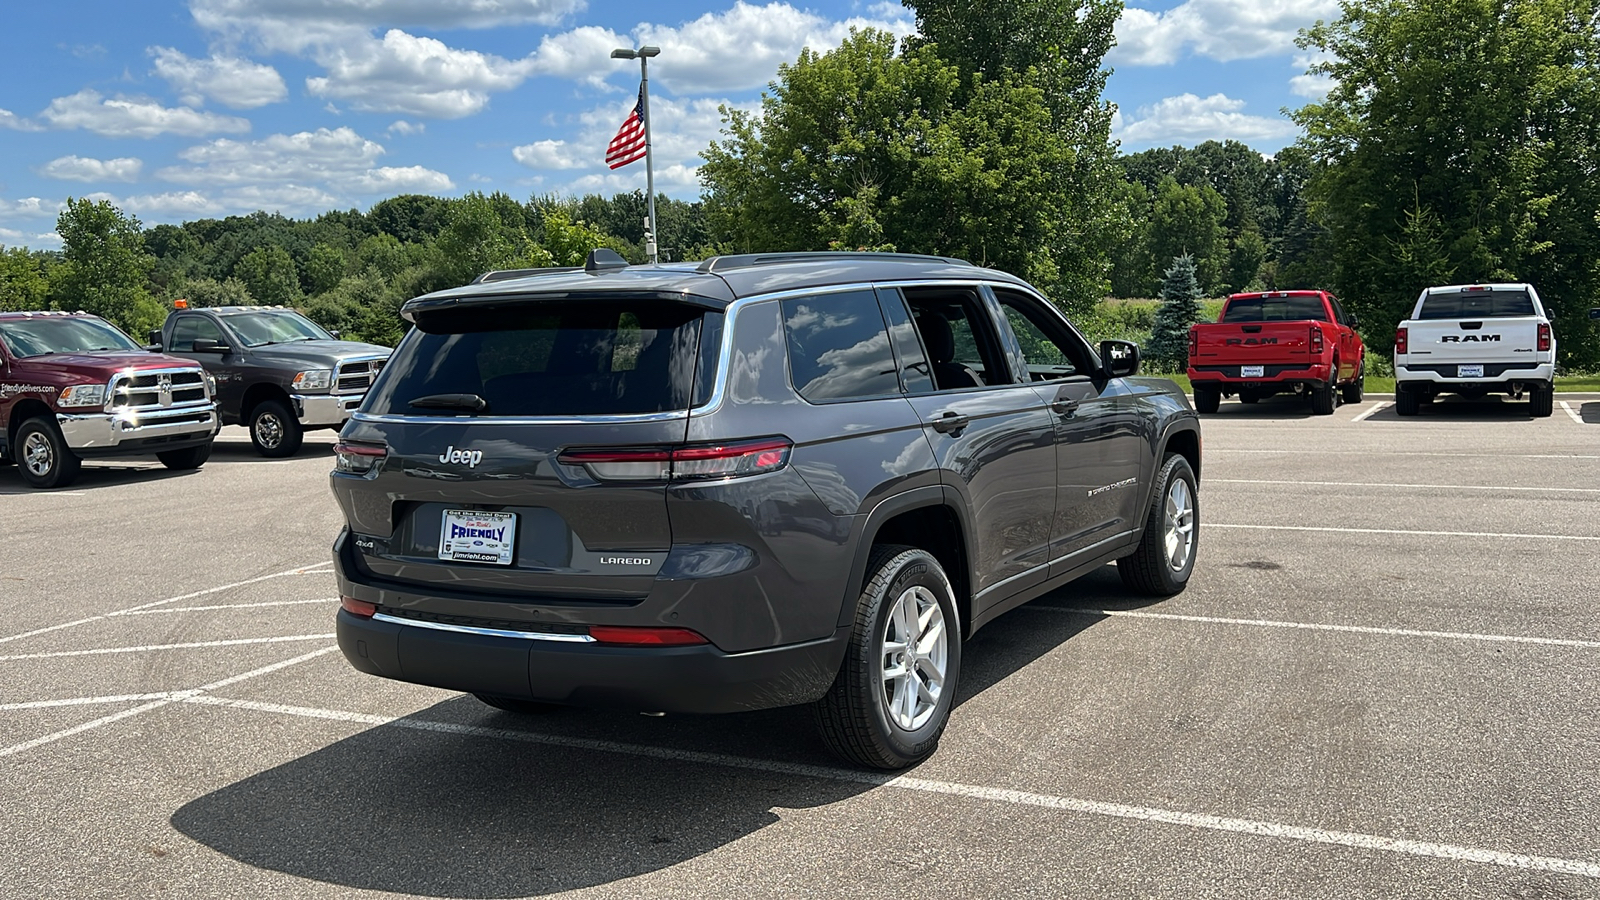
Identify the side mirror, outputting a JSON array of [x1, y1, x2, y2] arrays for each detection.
[[147, 329, 163, 345], [1347, 313, 1360, 328], [1589, 308, 1600, 320], [191, 338, 231, 353], [1099, 340, 1141, 378], [328, 329, 342, 339]]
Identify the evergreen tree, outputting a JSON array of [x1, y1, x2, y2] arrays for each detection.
[[1147, 254, 1203, 371]]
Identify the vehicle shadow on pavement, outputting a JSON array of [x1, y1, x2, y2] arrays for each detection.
[[204, 436, 336, 462], [1199, 396, 1318, 419], [1361, 396, 1539, 422], [0, 462, 190, 494], [1581, 402, 1600, 424], [168, 573, 1136, 896]]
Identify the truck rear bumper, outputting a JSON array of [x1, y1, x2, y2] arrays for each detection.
[[294, 393, 364, 427], [57, 404, 219, 453], [1395, 363, 1554, 385], [1189, 362, 1333, 385]]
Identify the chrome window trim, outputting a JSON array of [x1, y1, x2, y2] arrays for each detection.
[[371, 611, 597, 642], [351, 409, 689, 426]]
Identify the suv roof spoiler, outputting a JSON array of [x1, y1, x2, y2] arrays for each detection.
[[695, 251, 973, 273], [472, 249, 634, 284]]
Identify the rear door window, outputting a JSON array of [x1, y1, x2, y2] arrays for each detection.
[[1418, 290, 1535, 319], [170, 315, 224, 351], [366, 301, 712, 417], [781, 290, 901, 402], [1222, 296, 1330, 322]]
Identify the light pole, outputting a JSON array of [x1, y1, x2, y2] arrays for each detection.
[[611, 45, 660, 264]]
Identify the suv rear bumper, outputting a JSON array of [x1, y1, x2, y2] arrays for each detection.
[[57, 404, 219, 453], [336, 608, 847, 714]]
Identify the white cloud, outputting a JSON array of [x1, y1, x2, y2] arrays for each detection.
[[154, 127, 454, 205], [352, 166, 455, 193], [119, 191, 226, 217], [305, 29, 534, 117], [2, 108, 43, 131], [387, 119, 425, 136], [39, 90, 251, 138], [150, 48, 288, 108], [191, 0, 586, 52], [1289, 52, 1336, 99], [0, 226, 63, 249], [1115, 93, 1299, 146], [39, 156, 144, 183], [1, 197, 63, 218], [1114, 0, 1339, 66], [512, 139, 584, 170]]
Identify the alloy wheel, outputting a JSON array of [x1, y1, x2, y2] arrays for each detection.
[[880, 584, 949, 731]]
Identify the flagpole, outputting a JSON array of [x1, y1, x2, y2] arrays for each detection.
[[639, 52, 658, 265]]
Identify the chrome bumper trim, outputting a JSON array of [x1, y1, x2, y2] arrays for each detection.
[[370, 612, 597, 643]]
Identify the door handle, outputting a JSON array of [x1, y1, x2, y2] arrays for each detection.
[[931, 412, 969, 434], [1050, 398, 1081, 417]]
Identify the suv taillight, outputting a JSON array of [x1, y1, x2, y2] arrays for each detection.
[[560, 437, 792, 483], [334, 441, 386, 475], [1537, 323, 1551, 352], [1309, 324, 1324, 356], [1395, 327, 1408, 355]]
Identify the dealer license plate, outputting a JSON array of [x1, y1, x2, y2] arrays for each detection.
[[439, 509, 517, 565], [1457, 364, 1484, 378], [1240, 365, 1265, 378]]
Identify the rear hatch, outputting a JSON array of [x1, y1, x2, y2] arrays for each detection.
[[332, 297, 722, 604], [1191, 293, 1326, 370], [1402, 289, 1544, 368]]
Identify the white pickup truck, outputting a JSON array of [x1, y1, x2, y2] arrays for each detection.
[[1394, 283, 1556, 417]]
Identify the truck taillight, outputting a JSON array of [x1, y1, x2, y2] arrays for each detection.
[[1395, 327, 1408, 355], [560, 437, 792, 483], [1309, 324, 1324, 355], [1187, 327, 1198, 361], [1537, 323, 1551, 352]]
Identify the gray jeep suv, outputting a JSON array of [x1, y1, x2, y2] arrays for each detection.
[[331, 251, 1201, 769]]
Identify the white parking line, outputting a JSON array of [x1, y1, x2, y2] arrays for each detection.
[[183, 696, 1600, 879], [1029, 607, 1600, 650], [0, 634, 335, 663], [0, 693, 176, 712], [1560, 401, 1584, 425], [1210, 478, 1600, 494], [120, 598, 336, 615], [0, 561, 334, 646], [1350, 401, 1389, 422], [1211, 523, 1600, 541], [0, 645, 336, 758], [1223, 450, 1600, 460]]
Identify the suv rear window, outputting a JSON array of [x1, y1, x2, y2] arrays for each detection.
[[1221, 296, 1329, 322], [366, 301, 715, 417], [1417, 290, 1535, 319]]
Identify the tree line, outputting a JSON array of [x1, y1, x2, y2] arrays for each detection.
[[2, 0, 1596, 370]]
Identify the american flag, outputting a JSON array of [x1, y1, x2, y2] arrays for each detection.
[[606, 87, 648, 170]]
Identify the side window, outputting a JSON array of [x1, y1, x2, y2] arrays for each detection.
[[1327, 295, 1348, 325], [781, 290, 901, 402], [876, 288, 936, 394], [171, 316, 223, 352], [901, 287, 1013, 390], [992, 289, 1096, 381]]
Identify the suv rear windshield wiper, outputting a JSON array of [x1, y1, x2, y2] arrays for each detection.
[[409, 393, 489, 414]]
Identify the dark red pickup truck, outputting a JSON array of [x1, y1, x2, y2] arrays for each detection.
[[1187, 290, 1366, 415], [1, 311, 219, 489]]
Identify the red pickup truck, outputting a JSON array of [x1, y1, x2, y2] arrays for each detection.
[[1, 311, 220, 489], [1187, 290, 1366, 415]]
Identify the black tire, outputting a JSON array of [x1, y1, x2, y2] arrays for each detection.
[[248, 400, 303, 458], [473, 694, 564, 714], [1311, 368, 1338, 415], [15, 417, 82, 489], [1192, 387, 1220, 414], [157, 443, 212, 470], [1117, 454, 1199, 597], [1341, 361, 1365, 404], [1529, 383, 1554, 418], [813, 545, 962, 770], [1395, 384, 1420, 416]]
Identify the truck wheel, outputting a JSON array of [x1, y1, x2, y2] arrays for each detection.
[[1341, 362, 1365, 404], [1529, 383, 1554, 418], [157, 443, 212, 470], [16, 417, 82, 489], [1311, 376, 1338, 415], [1117, 453, 1199, 597], [473, 694, 564, 715], [813, 545, 961, 770], [1193, 386, 1220, 414], [249, 400, 303, 458], [1395, 384, 1420, 416]]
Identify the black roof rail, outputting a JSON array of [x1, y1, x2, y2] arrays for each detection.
[[471, 266, 582, 284], [695, 251, 973, 273]]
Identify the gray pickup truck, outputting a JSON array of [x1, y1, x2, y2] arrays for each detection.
[[151, 305, 390, 457]]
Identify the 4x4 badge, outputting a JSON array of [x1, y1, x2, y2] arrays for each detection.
[[438, 445, 484, 467]]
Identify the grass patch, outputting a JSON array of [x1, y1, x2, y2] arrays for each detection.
[[1145, 372, 1597, 395]]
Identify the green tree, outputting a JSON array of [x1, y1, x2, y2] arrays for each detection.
[[1148, 176, 1227, 295], [0, 247, 49, 312], [50, 198, 163, 335], [306, 243, 349, 294], [1108, 180, 1155, 297], [166, 276, 254, 308], [234, 244, 303, 306], [1293, 0, 1600, 366], [430, 192, 550, 290], [1146, 254, 1203, 370]]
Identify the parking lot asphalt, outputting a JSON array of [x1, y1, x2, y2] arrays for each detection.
[[2, 398, 1597, 900]]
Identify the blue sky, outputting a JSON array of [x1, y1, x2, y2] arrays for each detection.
[[0, 0, 1336, 250]]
